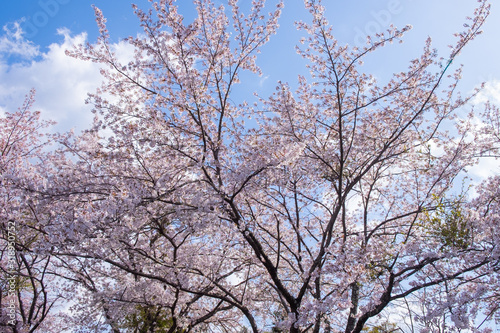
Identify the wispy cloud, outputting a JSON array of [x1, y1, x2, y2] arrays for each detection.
[[259, 75, 270, 87], [0, 20, 40, 59]]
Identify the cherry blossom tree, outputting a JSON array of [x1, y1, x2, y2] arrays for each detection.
[[0, 90, 66, 333], [7, 0, 499, 332]]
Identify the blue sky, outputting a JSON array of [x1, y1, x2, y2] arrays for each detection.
[[1, 0, 499, 139]]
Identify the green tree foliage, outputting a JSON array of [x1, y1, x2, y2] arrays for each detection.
[[121, 305, 185, 333], [361, 321, 398, 333], [423, 196, 471, 250]]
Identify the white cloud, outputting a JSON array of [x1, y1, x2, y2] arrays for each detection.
[[0, 20, 159, 141], [469, 157, 499, 180], [0, 21, 40, 59], [0, 21, 150, 135], [473, 79, 500, 105], [259, 75, 270, 87], [110, 38, 137, 67], [465, 79, 500, 187], [0, 27, 104, 134]]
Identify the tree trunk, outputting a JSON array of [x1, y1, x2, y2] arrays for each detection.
[[345, 282, 360, 333]]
